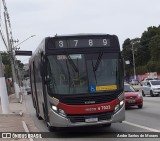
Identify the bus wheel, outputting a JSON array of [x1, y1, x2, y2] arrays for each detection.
[[36, 107, 43, 120], [102, 123, 111, 127], [47, 123, 57, 132], [36, 112, 43, 120]]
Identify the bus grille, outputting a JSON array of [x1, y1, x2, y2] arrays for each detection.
[[60, 94, 117, 105], [67, 111, 113, 123]]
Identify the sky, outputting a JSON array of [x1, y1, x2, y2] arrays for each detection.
[[0, 0, 160, 63]]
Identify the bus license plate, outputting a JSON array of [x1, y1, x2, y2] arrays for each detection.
[[128, 100, 135, 103], [85, 117, 98, 123]]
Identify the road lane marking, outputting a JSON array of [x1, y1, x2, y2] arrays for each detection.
[[123, 121, 160, 132], [22, 121, 34, 141]]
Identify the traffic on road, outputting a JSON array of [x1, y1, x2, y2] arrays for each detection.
[[25, 90, 160, 140]]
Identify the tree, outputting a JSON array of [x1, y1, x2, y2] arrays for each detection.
[[1, 52, 24, 78], [16, 60, 24, 69], [1, 52, 12, 78], [122, 25, 160, 76], [140, 26, 159, 64], [149, 35, 160, 61]]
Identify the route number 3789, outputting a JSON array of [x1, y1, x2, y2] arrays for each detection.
[[58, 39, 108, 47]]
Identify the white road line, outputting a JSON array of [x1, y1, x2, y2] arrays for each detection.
[[123, 121, 160, 132], [22, 121, 34, 141]]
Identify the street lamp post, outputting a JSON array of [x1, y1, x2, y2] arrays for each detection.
[[131, 43, 136, 80], [13, 35, 36, 49]]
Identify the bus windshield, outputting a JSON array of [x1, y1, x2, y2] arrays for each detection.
[[46, 53, 123, 95]]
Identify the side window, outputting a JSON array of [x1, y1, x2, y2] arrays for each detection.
[[147, 82, 151, 86]]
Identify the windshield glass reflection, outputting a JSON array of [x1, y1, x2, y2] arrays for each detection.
[[46, 53, 122, 95]]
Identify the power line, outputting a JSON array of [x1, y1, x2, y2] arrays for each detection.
[[0, 29, 8, 48], [0, 0, 9, 50]]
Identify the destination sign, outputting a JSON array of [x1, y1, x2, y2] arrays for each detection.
[[55, 38, 110, 48]]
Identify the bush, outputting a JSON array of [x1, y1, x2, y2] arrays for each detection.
[[136, 66, 147, 74], [146, 61, 157, 72]]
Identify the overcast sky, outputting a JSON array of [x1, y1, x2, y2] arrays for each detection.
[[1, 0, 160, 63]]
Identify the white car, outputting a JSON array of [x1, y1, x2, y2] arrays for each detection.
[[140, 78, 154, 86], [129, 79, 139, 85], [23, 78, 31, 94], [142, 80, 160, 97]]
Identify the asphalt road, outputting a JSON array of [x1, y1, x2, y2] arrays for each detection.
[[24, 88, 160, 141]]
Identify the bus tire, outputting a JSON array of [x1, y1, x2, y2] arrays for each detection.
[[36, 111, 43, 120], [47, 123, 57, 132], [36, 106, 43, 120]]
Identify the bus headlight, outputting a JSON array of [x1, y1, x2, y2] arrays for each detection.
[[120, 100, 124, 106], [58, 109, 66, 117], [51, 105, 66, 117], [114, 104, 120, 113], [114, 100, 124, 113], [51, 105, 58, 111]]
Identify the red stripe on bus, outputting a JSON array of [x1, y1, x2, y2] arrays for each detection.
[[58, 99, 119, 115]]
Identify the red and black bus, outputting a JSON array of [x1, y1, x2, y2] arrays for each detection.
[[29, 34, 125, 131]]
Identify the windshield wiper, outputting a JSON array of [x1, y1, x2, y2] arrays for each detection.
[[65, 60, 71, 92], [93, 52, 103, 72], [91, 59, 97, 84], [64, 52, 79, 73]]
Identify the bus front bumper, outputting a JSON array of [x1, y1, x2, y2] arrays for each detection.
[[48, 104, 125, 127]]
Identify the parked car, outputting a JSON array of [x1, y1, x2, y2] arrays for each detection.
[[142, 80, 160, 97], [124, 83, 143, 109], [129, 79, 139, 85], [23, 77, 31, 94], [140, 78, 154, 86], [25, 84, 31, 94]]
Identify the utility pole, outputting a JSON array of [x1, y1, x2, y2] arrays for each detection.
[[4, 11, 19, 98], [0, 53, 10, 114], [131, 43, 136, 80]]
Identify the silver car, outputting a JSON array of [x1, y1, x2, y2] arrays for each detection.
[[129, 79, 139, 85], [142, 80, 160, 97]]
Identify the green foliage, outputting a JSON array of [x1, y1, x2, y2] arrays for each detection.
[[122, 25, 160, 76], [1, 52, 24, 78], [1, 52, 12, 78], [146, 61, 160, 73], [4, 65, 12, 78], [1, 52, 11, 65], [146, 61, 157, 72], [16, 60, 24, 69], [149, 35, 160, 61], [136, 66, 147, 74]]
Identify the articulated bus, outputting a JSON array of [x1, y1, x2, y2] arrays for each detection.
[[29, 34, 125, 131]]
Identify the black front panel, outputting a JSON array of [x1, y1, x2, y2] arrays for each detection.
[[46, 34, 120, 52], [60, 93, 118, 105]]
